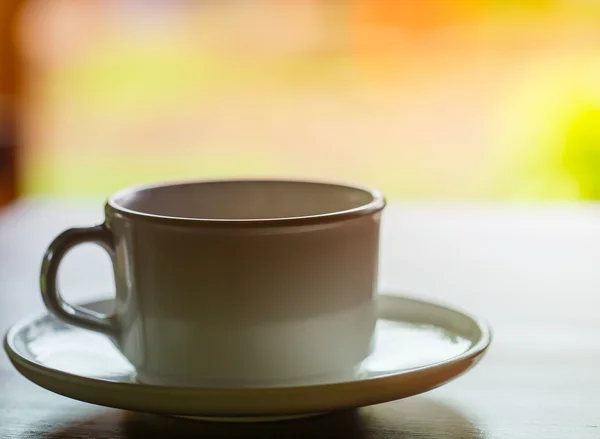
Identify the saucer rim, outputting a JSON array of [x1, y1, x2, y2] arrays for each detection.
[[4, 293, 491, 417]]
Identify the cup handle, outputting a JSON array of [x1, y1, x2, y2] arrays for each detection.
[[40, 224, 118, 337]]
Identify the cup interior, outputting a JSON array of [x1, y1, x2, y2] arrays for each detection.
[[109, 180, 380, 221]]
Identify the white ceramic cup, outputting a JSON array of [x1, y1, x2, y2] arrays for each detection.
[[40, 179, 386, 387]]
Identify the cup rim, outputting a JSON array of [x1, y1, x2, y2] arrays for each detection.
[[105, 178, 386, 228]]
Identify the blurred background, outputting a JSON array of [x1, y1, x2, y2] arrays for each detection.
[[2, 0, 600, 205]]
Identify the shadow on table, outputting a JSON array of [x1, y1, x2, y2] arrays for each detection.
[[40, 397, 483, 439]]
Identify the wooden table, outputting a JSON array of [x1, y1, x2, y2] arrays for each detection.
[[1, 199, 599, 438]]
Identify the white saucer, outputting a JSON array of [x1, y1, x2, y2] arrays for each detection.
[[4, 293, 491, 422]]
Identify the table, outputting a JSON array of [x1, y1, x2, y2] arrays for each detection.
[[1, 199, 599, 438]]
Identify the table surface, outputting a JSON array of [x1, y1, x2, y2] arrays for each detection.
[[1, 199, 599, 438]]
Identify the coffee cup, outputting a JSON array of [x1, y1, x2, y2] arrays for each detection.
[[40, 179, 386, 387]]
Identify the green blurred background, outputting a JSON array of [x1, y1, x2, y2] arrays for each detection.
[[17, 0, 600, 199]]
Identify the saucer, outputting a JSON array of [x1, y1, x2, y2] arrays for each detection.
[[4, 293, 491, 422]]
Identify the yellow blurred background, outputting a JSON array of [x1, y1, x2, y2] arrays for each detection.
[[14, 0, 600, 199]]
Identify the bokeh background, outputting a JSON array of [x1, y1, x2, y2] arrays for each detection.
[[12, 0, 600, 199]]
